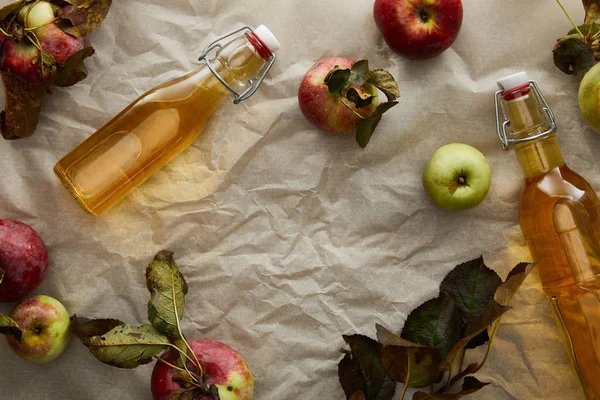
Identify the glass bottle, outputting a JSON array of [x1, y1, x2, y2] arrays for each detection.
[[54, 25, 280, 216], [495, 72, 600, 399]]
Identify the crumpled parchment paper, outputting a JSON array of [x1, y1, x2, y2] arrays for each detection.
[[0, 0, 595, 398]]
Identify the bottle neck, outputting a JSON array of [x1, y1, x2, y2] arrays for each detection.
[[501, 90, 565, 179]]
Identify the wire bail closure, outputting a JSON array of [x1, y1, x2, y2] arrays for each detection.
[[198, 25, 276, 105], [494, 80, 557, 151]]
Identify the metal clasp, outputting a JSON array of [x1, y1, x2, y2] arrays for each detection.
[[198, 25, 277, 104], [494, 80, 557, 150]]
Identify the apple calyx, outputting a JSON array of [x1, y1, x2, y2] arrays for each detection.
[[323, 60, 400, 148]]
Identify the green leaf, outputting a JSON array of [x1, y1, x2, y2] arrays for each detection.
[[70, 315, 124, 343], [346, 87, 375, 109], [377, 324, 441, 388], [0, 70, 44, 139], [412, 376, 490, 399], [495, 262, 535, 307], [62, 0, 112, 37], [356, 101, 398, 148], [0, 314, 22, 342], [342, 335, 396, 400], [553, 35, 595, 75], [146, 250, 188, 338], [440, 257, 502, 327], [441, 300, 511, 370], [85, 324, 170, 369], [325, 67, 351, 94], [568, 23, 600, 37], [55, 46, 95, 87], [401, 294, 461, 360], [339, 351, 367, 400], [349, 60, 370, 86], [367, 69, 400, 102], [168, 389, 202, 400]]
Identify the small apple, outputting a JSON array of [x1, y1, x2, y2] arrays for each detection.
[[579, 62, 600, 134], [5, 295, 71, 363], [151, 339, 254, 400], [298, 57, 378, 135], [423, 143, 491, 211], [0, 219, 49, 303], [373, 0, 463, 59]]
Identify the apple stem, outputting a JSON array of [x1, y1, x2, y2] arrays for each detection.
[[24, 17, 60, 32], [154, 356, 188, 374], [555, 0, 584, 38]]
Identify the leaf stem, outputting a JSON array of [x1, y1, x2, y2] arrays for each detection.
[[556, 0, 584, 37], [154, 356, 187, 373], [340, 96, 366, 120], [458, 349, 466, 374], [24, 17, 60, 32], [399, 355, 411, 400]]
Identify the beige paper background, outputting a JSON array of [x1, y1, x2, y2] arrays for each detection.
[[0, 0, 596, 398]]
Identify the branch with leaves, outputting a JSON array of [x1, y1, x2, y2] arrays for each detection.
[[337, 257, 535, 400]]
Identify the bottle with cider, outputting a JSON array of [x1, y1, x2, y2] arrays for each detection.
[[495, 72, 600, 399], [54, 25, 280, 216]]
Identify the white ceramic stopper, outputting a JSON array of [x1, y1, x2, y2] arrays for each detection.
[[253, 25, 281, 53], [497, 71, 529, 92]]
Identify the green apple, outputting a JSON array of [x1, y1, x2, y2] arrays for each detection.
[[579, 62, 600, 134], [5, 295, 71, 363], [423, 143, 491, 211]]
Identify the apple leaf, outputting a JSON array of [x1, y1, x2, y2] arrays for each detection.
[[568, 23, 600, 37], [495, 263, 536, 307], [0, 1, 23, 21], [356, 101, 398, 148], [346, 87, 375, 109], [367, 70, 400, 102], [168, 389, 204, 400], [412, 377, 490, 400], [350, 392, 367, 400], [584, 0, 600, 25], [0, 70, 44, 139], [464, 330, 489, 350], [401, 294, 461, 360], [146, 250, 188, 338], [339, 350, 367, 399], [84, 323, 170, 369], [440, 256, 502, 327], [55, 46, 95, 87], [349, 60, 370, 86], [59, 5, 88, 27], [376, 324, 441, 387], [62, 0, 112, 38], [340, 335, 396, 400], [0, 313, 22, 342], [70, 315, 124, 342], [553, 35, 596, 75], [325, 67, 351, 94]]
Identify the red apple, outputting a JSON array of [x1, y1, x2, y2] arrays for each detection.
[[5, 295, 71, 363], [298, 57, 378, 135], [151, 339, 254, 400], [374, 0, 463, 59], [0, 219, 49, 303]]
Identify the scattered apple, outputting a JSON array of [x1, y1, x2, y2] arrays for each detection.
[[0, 219, 49, 303], [423, 143, 491, 211], [5, 295, 71, 363], [151, 339, 254, 400], [579, 62, 600, 134], [373, 0, 463, 59], [298, 57, 378, 135]]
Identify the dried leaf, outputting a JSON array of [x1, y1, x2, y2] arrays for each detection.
[[401, 294, 461, 360], [59, 5, 88, 27], [171, 370, 196, 389], [495, 263, 536, 307], [325, 67, 351, 94], [376, 324, 441, 387], [440, 257, 502, 327], [146, 250, 188, 337], [356, 101, 398, 148], [0, 70, 44, 139], [464, 330, 489, 350], [553, 35, 595, 75], [346, 87, 375, 109], [70, 315, 124, 343], [0, 1, 23, 21], [339, 351, 367, 400], [55, 46, 95, 87], [342, 335, 396, 400], [411, 376, 489, 399], [0, 314, 22, 342], [348, 60, 370, 86], [584, 0, 600, 25], [84, 324, 169, 369], [367, 69, 400, 102], [168, 389, 202, 400], [63, 0, 112, 37], [349, 392, 367, 400]]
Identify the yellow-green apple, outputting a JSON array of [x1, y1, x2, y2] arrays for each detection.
[[423, 143, 491, 210], [151, 339, 254, 400], [298, 57, 378, 135], [374, 0, 463, 59], [579, 62, 600, 134], [5, 295, 71, 363], [0, 219, 49, 303]]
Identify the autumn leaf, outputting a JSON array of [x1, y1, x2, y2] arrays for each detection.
[[62, 0, 112, 37], [0, 70, 44, 139], [0, 314, 22, 342]]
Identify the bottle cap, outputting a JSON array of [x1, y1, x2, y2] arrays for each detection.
[[497, 71, 529, 92], [253, 25, 281, 53]]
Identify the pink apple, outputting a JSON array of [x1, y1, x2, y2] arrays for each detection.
[[151, 339, 254, 400], [0, 219, 49, 303], [374, 0, 463, 59], [5, 295, 71, 363], [298, 57, 378, 135]]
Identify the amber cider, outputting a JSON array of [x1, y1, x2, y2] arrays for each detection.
[[502, 86, 600, 399], [54, 34, 269, 215]]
